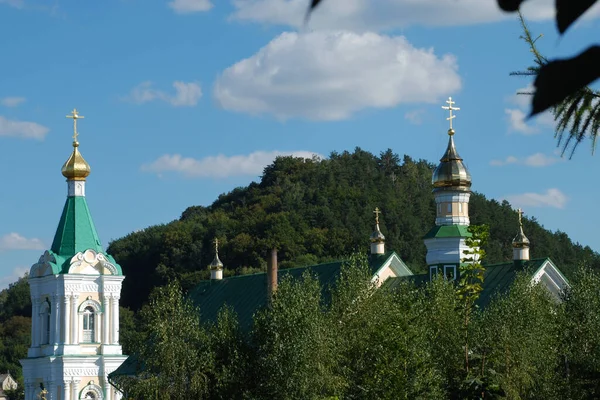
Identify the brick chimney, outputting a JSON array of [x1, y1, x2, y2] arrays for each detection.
[[267, 248, 278, 298]]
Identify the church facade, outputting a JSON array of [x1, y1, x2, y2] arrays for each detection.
[[20, 110, 127, 400]]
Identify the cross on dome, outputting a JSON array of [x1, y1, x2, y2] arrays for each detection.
[[441, 97, 460, 131], [214, 238, 220, 253], [374, 207, 381, 225], [66, 108, 84, 143], [517, 208, 524, 226]]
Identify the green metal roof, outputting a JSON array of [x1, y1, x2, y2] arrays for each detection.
[[384, 258, 550, 309], [423, 224, 472, 239], [190, 251, 399, 331], [110, 252, 402, 382], [47, 196, 122, 275]]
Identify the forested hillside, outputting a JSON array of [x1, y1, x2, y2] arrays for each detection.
[[107, 148, 600, 311]]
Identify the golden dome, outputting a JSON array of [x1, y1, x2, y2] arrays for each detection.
[[432, 129, 472, 191], [61, 141, 91, 181], [210, 238, 224, 270], [370, 224, 385, 243], [512, 209, 530, 248]]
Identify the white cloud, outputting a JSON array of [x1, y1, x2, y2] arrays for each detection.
[[1, 97, 25, 107], [214, 31, 461, 121], [405, 109, 425, 125], [0, 116, 49, 140], [505, 84, 556, 134], [490, 153, 563, 167], [168, 0, 213, 13], [141, 150, 323, 178], [0, 266, 29, 291], [230, 0, 588, 31], [505, 108, 536, 134], [0, 233, 45, 251], [0, 0, 24, 9], [504, 188, 568, 209], [126, 81, 202, 107]]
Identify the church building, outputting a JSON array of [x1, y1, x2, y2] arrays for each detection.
[[109, 97, 572, 385], [20, 110, 127, 400], [184, 97, 571, 324]]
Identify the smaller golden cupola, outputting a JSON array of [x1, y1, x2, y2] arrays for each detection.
[[512, 208, 531, 262], [370, 207, 385, 255], [432, 97, 471, 191], [512, 208, 530, 248], [61, 109, 91, 181], [210, 238, 224, 280]]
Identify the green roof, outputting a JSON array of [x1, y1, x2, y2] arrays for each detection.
[[423, 224, 472, 239], [52, 196, 103, 256], [45, 195, 122, 275], [190, 251, 399, 331], [110, 252, 403, 382], [384, 258, 550, 309]]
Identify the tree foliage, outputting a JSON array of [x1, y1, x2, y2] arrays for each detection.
[[512, 12, 600, 157], [117, 251, 600, 399]]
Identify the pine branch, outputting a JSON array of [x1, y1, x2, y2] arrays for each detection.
[[514, 11, 600, 158]]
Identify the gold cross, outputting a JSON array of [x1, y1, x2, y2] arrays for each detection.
[[517, 208, 523, 226], [213, 238, 219, 253], [374, 207, 381, 225], [66, 108, 84, 142], [441, 97, 460, 130]]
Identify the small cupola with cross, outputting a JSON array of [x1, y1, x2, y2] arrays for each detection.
[[370, 207, 386, 255], [210, 238, 224, 280]]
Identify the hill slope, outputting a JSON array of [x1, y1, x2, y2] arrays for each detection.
[[107, 148, 600, 310]]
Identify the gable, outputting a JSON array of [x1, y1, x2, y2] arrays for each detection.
[[371, 253, 414, 286]]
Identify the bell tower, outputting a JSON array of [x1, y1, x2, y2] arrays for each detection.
[[424, 98, 473, 281], [20, 110, 127, 400]]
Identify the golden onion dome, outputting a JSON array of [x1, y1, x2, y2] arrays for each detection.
[[210, 254, 224, 270], [432, 129, 472, 191], [210, 238, 224, 270], [512, 209, 530, 248], [61, 141, 91, 181], [370, 224, 385, 243]]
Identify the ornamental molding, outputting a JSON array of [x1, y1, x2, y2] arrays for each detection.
[[78, 298, 103, 313], [66, 283, 99, 293], [64, 368, 99, 377], [79, 383, 103, 400], [69, 249, 118, 276], [31, 250, 57, 277]]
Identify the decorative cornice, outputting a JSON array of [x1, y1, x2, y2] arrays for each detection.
[[68, 249, 118, 275], [30, 250, 57, 277], [64, 367, 99, 377]]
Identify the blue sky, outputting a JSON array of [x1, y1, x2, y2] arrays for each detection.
[[0, 0, 599, 289]]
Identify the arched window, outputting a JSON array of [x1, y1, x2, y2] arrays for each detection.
[[82, 306, 95, 343], [40, 299, 51, 345], [83, 392, 96, 399]]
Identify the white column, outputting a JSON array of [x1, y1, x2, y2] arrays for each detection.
[[71, 295, 78, 344], [25, 382, 34, 400], [63, 381, 70, 400], [102, 295, 110, 345], [104, 377, 112, 400], [48, 381, 56, 400], [111, 295, 120, 344], [53, 295, 61, 345], [31, 297, 39, 347], [63, 296, 71, 345], [71, 380, 79, 400]]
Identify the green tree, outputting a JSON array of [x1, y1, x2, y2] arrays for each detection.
[[560, 267, 600, 398], [251, 271, 341, 399], [117, 281, 214, 399]]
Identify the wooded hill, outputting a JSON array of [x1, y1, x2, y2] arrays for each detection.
[[107, 148, 600, 311]]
